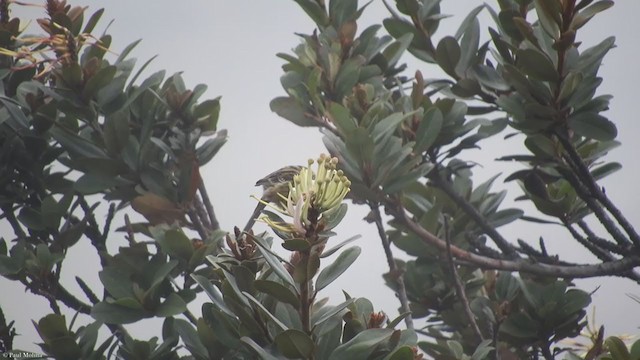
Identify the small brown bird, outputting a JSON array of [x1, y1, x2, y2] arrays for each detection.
[[243, 165, 303, 233]]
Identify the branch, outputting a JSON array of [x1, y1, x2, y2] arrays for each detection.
[[577, 220, 626, 255], [187, 208, 208, 241], [387, 199, 640, 279], [369, 202, 414, 330], [443, 216, 483, 341], [432, 174, 518, 257], [197, 183, 219, 231], [561, 168, 632, 248], [556, 133, 640, 247]]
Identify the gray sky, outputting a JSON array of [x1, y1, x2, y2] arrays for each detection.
[[2, 0, 640, 351]]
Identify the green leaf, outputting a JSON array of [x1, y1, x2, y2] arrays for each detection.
[[570, 1, 614, 30], [330, 328, 395, 360], [174, 318, 209, 359], [83, 8, 104, 34], [313, 298, 355, 329], [156, 293, 187, 317], [435, 36, 461, 78], [516, 48, 559, 82], [103, 111, 130, 154], [50, 126, 108, 159], [568, 112, 617, 141], [606, 336, 631, 360], [84, 65, 117, 99], [414, 108, 443, 151], [487, 208, 523, 227], [155, 228, 194, 262], [196, 129, 228, 165], [99, 267, 134, 299], [294, 0, 330, 28], [91, 302, 146, 324], [328, 102, 357, 135], [243, 292, 288, 332], [591, 162, 621, 180], [74, 173, 119, 194], [275, 329, 315, 359], [253, 237, 297, 290], [254, 280, 300, 309], [191, 274, 235, 317], [270, 96, 317, 127], [315, 246, 361, 292], [241, 337, 283, 360], [321, 235, 361, 258], [384, 346, 415, 360]]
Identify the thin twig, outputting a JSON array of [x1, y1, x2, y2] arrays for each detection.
[[198, 183, 219, 231], [369, 202, 414, 330], [443, 216, 484, 341]]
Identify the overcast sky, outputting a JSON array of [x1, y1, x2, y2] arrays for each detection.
[[2, 0, 640, 351]]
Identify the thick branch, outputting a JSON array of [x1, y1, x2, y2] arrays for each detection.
[[369, 203, 414, 330], [432, 174, 518, 257], [388, 200, 640, 279]]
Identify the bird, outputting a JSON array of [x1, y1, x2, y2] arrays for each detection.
[[242, 165, 303, 233]]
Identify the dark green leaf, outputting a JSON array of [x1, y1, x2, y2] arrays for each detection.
[[91, 302, 146, 324], [436, 36, 461, 77], [330, 328, 395, 360], [254, 280, 300, 309], [568, 112, 617, 141], [316, 246, 361, 291], [516, 48, 559, 82], [275, 329, 315, 359], [270, 96, 317, 127]]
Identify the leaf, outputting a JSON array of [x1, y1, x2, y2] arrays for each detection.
[[241, 337, 283, 360], [253, 237, 297, 289], [190, 274, 235, 317], [91, 302, 146, 324], [156, 293, 187, 317], [293, 0, 330, 28], [275, 329, 315, 359], [313, 298, 355, 329], [435, 36, 460, 77], [330, 328, 395, 360], [487, 208, 523, 228], [516, 48, 559, 82], [254, 280, 300, 309], [316, 246, 361, 291], [568, 112, 617, 141], [50, 126, 108, 159], [196, 129, 228, 165], [605, 336, 631, 360], [321, 235, 361, 258], [103, 111, 130, 155], [591, 162, 621, 180], [414, 108, 443, 152], [154, 228, 194, 262], [270, 96, 317, 127], [174, 318, 209, 359], [243, 292, 288, 331], [570, 1, 614, 30]]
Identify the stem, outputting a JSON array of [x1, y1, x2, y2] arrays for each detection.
[[369, 202, 414, 330], [443, 216, 484, 341]]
